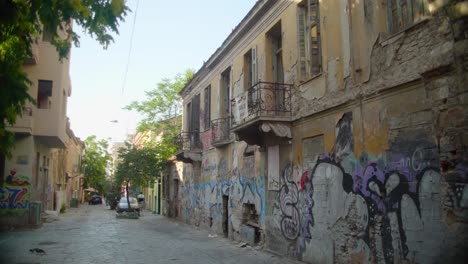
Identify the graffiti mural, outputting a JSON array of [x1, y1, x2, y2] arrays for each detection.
[[0, 169, 31, 210], [274, 110, 466, 263], [278, 151, 448, 263], [441, 149, 468, 220], [178, 142, 266, 236], [279, 162, 300, 240]]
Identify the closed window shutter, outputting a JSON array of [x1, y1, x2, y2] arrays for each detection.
[[297, 6, 307, 80], [309, 0, 321, 75], [192, 94, 200, 132], [252, 45, 258, 85]]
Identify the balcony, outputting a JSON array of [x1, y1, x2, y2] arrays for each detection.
[[230, 82, 293, 145], [174, 132, 202, 163], [7, 107, 34, 135], [211, 118, 232, 147]]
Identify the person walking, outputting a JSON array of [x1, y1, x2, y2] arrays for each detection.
[[137, 192, 145, 214]]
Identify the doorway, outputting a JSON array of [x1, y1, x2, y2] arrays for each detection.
[[157, 179, 161, 214], [222, 195, 229, 237]]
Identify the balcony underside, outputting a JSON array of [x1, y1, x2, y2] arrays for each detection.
[[35, 135, 66, 148], [9, 127, 33, 136], [231, 118, 291, 146], [175, 150, 202, 163], [211, 139, 233, 148]]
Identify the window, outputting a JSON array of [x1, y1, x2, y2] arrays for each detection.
[[220, 67, 231, 118], [42, 27, 54, 43], [387, 0, 430, 34], [187, 94, 200, 133], [186, 102, 192, 132], [267, 21, 283, 83], [38, 80, 53, 109], [244, 46, 258, 90], [244, 47, 258, 105], [204, 86, 211, 130], [298, 0, 321, 80]]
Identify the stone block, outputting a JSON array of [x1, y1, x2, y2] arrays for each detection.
[[410, 110, 432, 126], [389, 116, 410, 129], [430, 85, 450, 101]]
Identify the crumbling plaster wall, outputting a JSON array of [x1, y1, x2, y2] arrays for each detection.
[[177, 142, 267, 242], [270, 3, 468, 263], [268, 81, 467, 263]]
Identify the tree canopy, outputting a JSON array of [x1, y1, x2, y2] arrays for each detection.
[[114, 142, 159, 190], [125, 69, 194, 133], [0, 0, 129, 157], [82, 136, 111, 194], [116, 70, 194, 193]]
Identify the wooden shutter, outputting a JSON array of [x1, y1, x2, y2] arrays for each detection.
[[204, 86, 211, 130], [186, 102, 192, 131], [192, 94, 200, 132], [252, 46, 258, 85], [297, 5, 307, 80], [309, 0, 321, 75]]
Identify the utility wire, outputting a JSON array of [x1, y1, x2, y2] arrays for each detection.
[[121, 0, 140, 94]]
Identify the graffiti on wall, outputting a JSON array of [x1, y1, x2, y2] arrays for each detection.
[[441, 149, 468, 217], [202, 151, 218, 182], [0, 169, 31, 210], [275, 111, 466, 263], [279, 162, 300, 240], [201, 129, 212, 150], [268, 145, 280, 190], [179, 142, 266, 234]]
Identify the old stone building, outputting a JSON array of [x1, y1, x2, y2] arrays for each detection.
[[171, 0, 467, 263]]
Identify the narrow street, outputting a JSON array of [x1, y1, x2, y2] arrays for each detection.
[[0, 205, 298, 264]]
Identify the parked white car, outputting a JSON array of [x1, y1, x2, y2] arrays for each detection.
[[116, 197, 140, 215]]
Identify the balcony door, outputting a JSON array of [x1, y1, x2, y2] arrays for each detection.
[[267, 22, 284, 113], [189, 94, 200, 147], [269, 22, 283, 84], [221, 67, 231, 119]]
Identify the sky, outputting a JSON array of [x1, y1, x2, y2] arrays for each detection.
[[68, 0, 257, 143]]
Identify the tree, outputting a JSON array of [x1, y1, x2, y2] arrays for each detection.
[[125, 68, 194, 161], [82, 136, 111, 194], [0, 0, 129, 157], [125, 69, 195, 133], [114, 142, 160, 212]]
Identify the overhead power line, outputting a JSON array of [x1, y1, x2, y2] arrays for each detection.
[[121, 0, 140, 94]]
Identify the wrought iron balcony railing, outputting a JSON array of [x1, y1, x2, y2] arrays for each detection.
[[174, 131, 202, 151], [231, 82, 292, 128], [211, 117, 231, 145]]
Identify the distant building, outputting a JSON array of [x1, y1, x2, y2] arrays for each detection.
[[173, 0, 467, 263], [64, 122, 85, 206]]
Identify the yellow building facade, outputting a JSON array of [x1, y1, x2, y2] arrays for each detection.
[[174, 0, 467, 262]]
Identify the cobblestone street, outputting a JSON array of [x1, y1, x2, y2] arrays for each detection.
[[0, 205, 298, 264]]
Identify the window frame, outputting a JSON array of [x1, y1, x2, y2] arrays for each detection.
[[204, 85, 211, 130], [37, 80, 53, 109], [387, 0, 430, 34], [297, 0, 322, 82]]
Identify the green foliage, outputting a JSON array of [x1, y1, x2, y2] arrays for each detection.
[[119, 70, 195, 191], [0, 0, 129, 157], [114, 142, 160, 189], [106, 190, 121, 210], [104, 178, 121, 209], [125, 69, 194, 133], [82, 136, 111, 194], [60, 203, 66, 214]]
